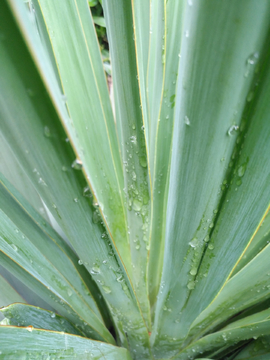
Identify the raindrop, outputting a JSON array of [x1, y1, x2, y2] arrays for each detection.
[[102, 285, 112, 294], [11, 244, 18, 252], [90, 266, 100, 275], [130, 135, 137, 144], [72, 159, 83, 170], [189, 237, 198, 248], [238, 163, 247, 177], [67, 289, 72, 297], [117, 275, 124, 282], [78, 260, 83, 265], [247, 52, 259, 65], [185, 30, 189, 38], [51, 312, 56, 318], [61, 94, 67, 102], [73, 198, 79, 203], [246, 91, 254, 102], [26, 326, 34, 332], [227, 125, 239, 136], [208, 244, 214, 250], [133, 199, 143, 212], [139, 156, 147, 168], [184, 116, 190, 126], [44, 126, 51, 138], [190, 268, 197, 276], [187, 281, 195, 290], [62, 166, 67, 172]]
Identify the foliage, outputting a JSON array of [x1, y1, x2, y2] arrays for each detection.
[[0, 0, 270, 359]]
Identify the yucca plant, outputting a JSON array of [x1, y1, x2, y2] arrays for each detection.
[[1, 0, 270, 359]]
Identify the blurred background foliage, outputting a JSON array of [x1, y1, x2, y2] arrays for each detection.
[[89, 0, 111, 76]]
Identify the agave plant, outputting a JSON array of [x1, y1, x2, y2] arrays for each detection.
[[1, 0, 270, 359]]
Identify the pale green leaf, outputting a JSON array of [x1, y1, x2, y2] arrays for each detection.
[[1, 0, 151, 354], [103, 0, 152, 329], [0, 326, 132, 360], [152, 2, 270, 355], [1, 303, 82, 336]]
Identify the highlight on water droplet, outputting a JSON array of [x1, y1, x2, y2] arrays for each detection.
[[90, 266, 100, 275], [184, 116, 190, 126], [72, 159, 83, 170], [83, 186, 92, 198], [227, 125, 239, 136], [78, 259, 83, 265], [189, 237, 198, 248], [247, 51, 259, 65], [50, 312, 56, 318], [73, 198, 79, 203], [11, 244, 18, 252]]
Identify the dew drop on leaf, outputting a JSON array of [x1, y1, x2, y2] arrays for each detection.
[[227, 125, 239, 136], [72, 159, 83, 170], [184, 116, 190, 126]]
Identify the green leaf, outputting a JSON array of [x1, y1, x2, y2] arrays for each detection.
[[0, 276, 26, 310], [1, 0, 151, 355], [1, 304, 82, 336], [151, 1, 270, 354], [103, 0, 151, 328], [148, 0, 185, 308], [172, 319, 270, 360], [0, 326, 132, 360], [234, 336, 270, 359], [34, 0, 130, 277], [232, 209, 270, 276], [189, 242, 270, 342], [0, 173, 112, 342], [93, 16, 106, 28]]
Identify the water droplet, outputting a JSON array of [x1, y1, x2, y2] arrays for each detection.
[[62, 166, 67, 172], [238, 163, 247, 177], [166, 115, 169, 120], [38, 177, 47, 186], [61, 94, 67, 102], [73, 198, 79, 203], [247, 91, 254, 102], [189, 237, 198, 248], [188, 0, 193, 5], [247, 52, 259, 65], [117, 275, 124, 282], [78, 260, 83, 265], [67, 289, 72, 297], [11, 244, 18, 252], [185, 30, 189, 38], [208, 244, 214, 250], [51, 312, 56, 318], [187, 281, 195, 290], [26, 326, 34, 332], [102, 285, 112, 294], [227, 125, 239, 136], [44, 126, 51, 138], [139, 156, 147, 168], [184, 116, 190, 126], [130, 135, 137, 145], [90, 266, 100, 275], [72, 159, 83, 170], [133, 199, 142, 212], [190, 268, 197, 276]]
